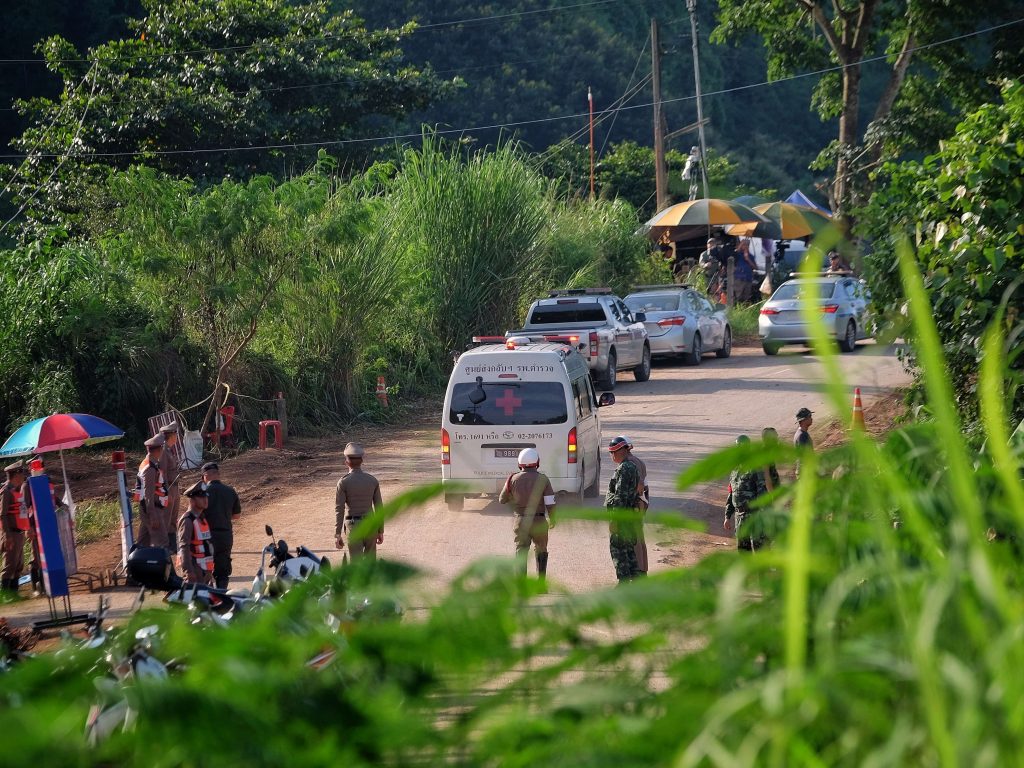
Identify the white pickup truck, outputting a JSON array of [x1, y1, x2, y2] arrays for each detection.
[[508, 289, 651, 390]]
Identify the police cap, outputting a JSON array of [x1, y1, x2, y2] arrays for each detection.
[[182, 481, 208, 498], [344, 442, 365, 458], [201, 462, 219, 473], [796, 407, 814, 420], [159, 421, 179, 434], [4, 461, 26, 474], [144, 434, 165, 449]]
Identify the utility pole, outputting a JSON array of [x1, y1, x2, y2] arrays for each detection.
[[588, 87, 595, 200], [686, 0, 709, 200], [651, 18, 668, 213]]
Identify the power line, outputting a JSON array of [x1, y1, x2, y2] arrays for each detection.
[[0, 66, 98, 235], [0, 0, 627, 65], [0, 16, 1020, 162], [598, 36, 650, 159]]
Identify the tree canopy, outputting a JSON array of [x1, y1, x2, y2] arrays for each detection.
[[1, 0, 448, 236], [860, 78, 1024, 423]]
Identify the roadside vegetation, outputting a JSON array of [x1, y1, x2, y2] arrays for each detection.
[[0, 138, 668, 438]]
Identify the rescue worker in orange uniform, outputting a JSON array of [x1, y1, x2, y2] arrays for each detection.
[[158, 422, 182, 550], [135, 435, 169, 549], [1, 462, 29, 594], [334, 442, 384, 561], [499, 447, 555, 579], [177, 481, 214, 586]]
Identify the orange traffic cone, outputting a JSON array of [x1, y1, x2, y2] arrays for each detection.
[[376, 376, 389, 407], [851, 387, 865, 430]]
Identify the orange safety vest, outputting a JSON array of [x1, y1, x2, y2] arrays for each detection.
[[6, 486, 29, 531], [187, 512, 214, 573], [133, 457, 168, 507]]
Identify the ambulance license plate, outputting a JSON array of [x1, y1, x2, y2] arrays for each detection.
[[494, 449, 519, 458]]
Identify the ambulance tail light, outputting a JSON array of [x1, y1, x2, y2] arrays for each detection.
[[589, 332, 599, 358], [441, 429, 451, 465], [568, 428, 578, 464]]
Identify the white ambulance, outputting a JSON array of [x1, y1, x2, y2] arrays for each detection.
[[441, 336, 616, 511]]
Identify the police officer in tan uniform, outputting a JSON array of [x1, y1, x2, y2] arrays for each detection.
[[1, 462, 28, 594], [499, 448, 555, 579], [136, 434, 169, 549], [158, 421, 182, 550], [334, 442, 384, 561], [177, 481, 214, 586]]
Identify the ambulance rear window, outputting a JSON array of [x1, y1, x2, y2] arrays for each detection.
[[529, 305, 607, 324], [449, 382, 568, 425]]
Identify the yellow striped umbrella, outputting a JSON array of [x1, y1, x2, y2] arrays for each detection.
[[727, 202, 833, 239], [645, 198, 769, 229]]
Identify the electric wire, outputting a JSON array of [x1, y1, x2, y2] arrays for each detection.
[[0, 66, 98, 235], [598, 36, 650, 159], [0, 16, 1020, 162], [0, 0, 627, 65]]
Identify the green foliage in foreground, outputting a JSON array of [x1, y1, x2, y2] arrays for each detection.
[[4, 248, 1024, 765]]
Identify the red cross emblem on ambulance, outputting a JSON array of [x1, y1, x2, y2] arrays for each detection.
[[495, 388, 523, 417]]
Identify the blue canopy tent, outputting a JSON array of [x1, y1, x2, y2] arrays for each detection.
[[785, 189, 830, 214]]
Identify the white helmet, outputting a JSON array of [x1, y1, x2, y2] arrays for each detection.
[[517, 448, 540, 468]]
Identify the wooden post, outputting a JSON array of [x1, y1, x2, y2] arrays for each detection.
[[651, 18, 668, 212], [275, 391, 288, 441], [727, 256, 735, 308]]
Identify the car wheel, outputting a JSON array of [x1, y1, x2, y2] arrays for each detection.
[[633, 345, 652, 382], [716, 328, 732, 358], [839, 320, 856, 353], [762, 341, 781, 356], [597, 350, 617, 390], [584, 455, 601, 498], [683, 333, 702, 366], [445, 494, 464, 512]]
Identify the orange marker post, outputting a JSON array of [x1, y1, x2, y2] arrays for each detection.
[[376, 376, 389, 408]]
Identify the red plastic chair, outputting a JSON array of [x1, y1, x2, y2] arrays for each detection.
[[205, 406, 236, 448]]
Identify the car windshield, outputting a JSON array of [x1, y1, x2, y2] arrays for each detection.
[[625, 294, 680, 312], [772, 282, 837, 301], [528, 305, 606, 324], [449, 382, 568, 425]]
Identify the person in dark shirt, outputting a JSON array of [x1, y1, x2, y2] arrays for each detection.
[[793, 408, 814, 479], [201, 462, 241, 589]]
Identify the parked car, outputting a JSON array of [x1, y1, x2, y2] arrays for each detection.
[[758, 275, 871, 355], [509, 289, 650, 390], [623, 285, 731, 364]]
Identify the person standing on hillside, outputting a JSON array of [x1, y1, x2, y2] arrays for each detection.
[[335, 442, 384, 561], [202, 462, 241, 589], [1, 462, 28, 595], [135, 435, 169, 549], [158, 422, 182, 550], [177, 482, 214, 586], [499, 448, 555, 580], [606, 437, 644, 583]]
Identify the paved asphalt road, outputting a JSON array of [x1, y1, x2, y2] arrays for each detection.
[[4, 341, 911, 627]]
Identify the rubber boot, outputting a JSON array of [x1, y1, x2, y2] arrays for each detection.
[[536, 552, 548, 578]]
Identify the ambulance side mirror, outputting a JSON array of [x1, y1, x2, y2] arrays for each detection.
[[598, 392, 616, 407]]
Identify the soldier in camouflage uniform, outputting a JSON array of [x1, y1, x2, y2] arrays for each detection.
[[723, 435, 769, 551], [605, 437, 644, 582]]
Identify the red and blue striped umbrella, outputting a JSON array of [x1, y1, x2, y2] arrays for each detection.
[[0, 413, 124, 458]]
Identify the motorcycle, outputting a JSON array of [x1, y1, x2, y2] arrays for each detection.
[[252, 524, 330, 600]]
